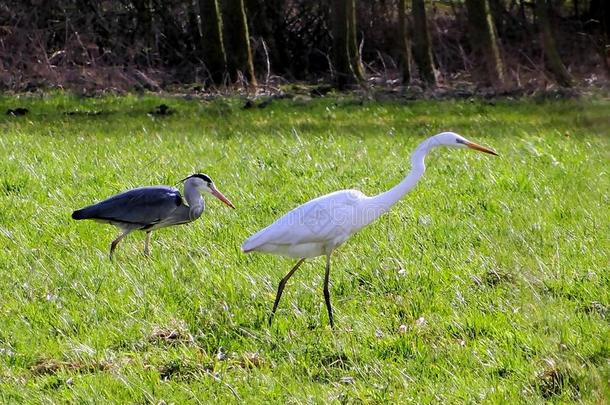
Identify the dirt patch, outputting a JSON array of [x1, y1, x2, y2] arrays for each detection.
[[158, 358, 212, 381], [6, 108, 29, 116], [482, 268, 516, 287], [535, 358, 581, 400], [149, 104, 175, 116], [149, 321, 194, 346], [30, 358, 111, 376]]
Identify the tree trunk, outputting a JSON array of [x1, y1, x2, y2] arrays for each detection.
[[267, 0, 290, 76], [535, 0, 572, 86], [345, 0, 365, 83], [199, 0, 227, 84], [133, 0, 154, 64], [188, 0, 203, 62], [488, 0, 505, 36], [588, 0, 610, 78], [465, 0, 505, 86], [398, 0, 411, 84], [411, 0, 436, 86], [222, 0, 257, 85], [332, 0, 365, 88], [245, 0, 288, 75]]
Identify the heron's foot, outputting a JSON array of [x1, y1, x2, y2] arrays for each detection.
[[144, 232, 152, 257], [109, 243, 118, 261], [109, 230, 130, 261]]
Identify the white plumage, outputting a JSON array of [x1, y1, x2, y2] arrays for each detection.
[[242, 189, 370, 258], [242, 132, 498, 327]]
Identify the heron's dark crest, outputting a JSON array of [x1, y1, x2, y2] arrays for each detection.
[[180, 173, 213, 183]]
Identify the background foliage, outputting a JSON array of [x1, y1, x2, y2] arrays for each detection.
[[1, 0, 608, 91]]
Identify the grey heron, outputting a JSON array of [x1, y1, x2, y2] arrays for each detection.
[[72, 173, 235, 259]]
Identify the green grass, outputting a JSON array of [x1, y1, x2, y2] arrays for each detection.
[[0, 93, 608, 403]]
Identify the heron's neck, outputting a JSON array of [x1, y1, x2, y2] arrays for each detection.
[[367, 141, 429, 217], [184, 183, 204, 220]]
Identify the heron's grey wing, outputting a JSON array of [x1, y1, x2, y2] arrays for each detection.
[[72, 186, 183, 227]]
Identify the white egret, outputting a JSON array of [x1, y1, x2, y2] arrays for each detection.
[[242, 132, 497, 327]]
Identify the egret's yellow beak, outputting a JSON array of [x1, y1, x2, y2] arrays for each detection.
[[465, 141, 498, 156]]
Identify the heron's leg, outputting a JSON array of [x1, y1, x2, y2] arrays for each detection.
[[109, 230, 131, 260], [269, 258, 306, 326], [323, 254, 334, 328], [144, 232, 152, 256]]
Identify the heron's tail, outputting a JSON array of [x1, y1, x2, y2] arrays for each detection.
[[71, 207, 93, 220]]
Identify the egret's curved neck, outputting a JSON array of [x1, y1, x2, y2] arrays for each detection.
[[184, 182, 205, 220], [366, 140, 430, 219]]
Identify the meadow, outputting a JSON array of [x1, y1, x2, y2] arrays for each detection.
[[0, 93, 608, 403]]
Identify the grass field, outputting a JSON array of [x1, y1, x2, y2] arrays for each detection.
[[0, 93, 608, 403]]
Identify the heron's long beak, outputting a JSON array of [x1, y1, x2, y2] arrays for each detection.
[[465, 141, 498, 156], [211, 187, 235, 209]]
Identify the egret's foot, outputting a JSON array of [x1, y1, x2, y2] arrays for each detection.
[[323, 254, 334, 328], [269, 258, 306, 327]]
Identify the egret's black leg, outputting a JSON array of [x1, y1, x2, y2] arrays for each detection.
[[323, 254, 334, 328], [269, 258, 306, 326], [109, 230, 130, 260], [144, 231, 152, 256]]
